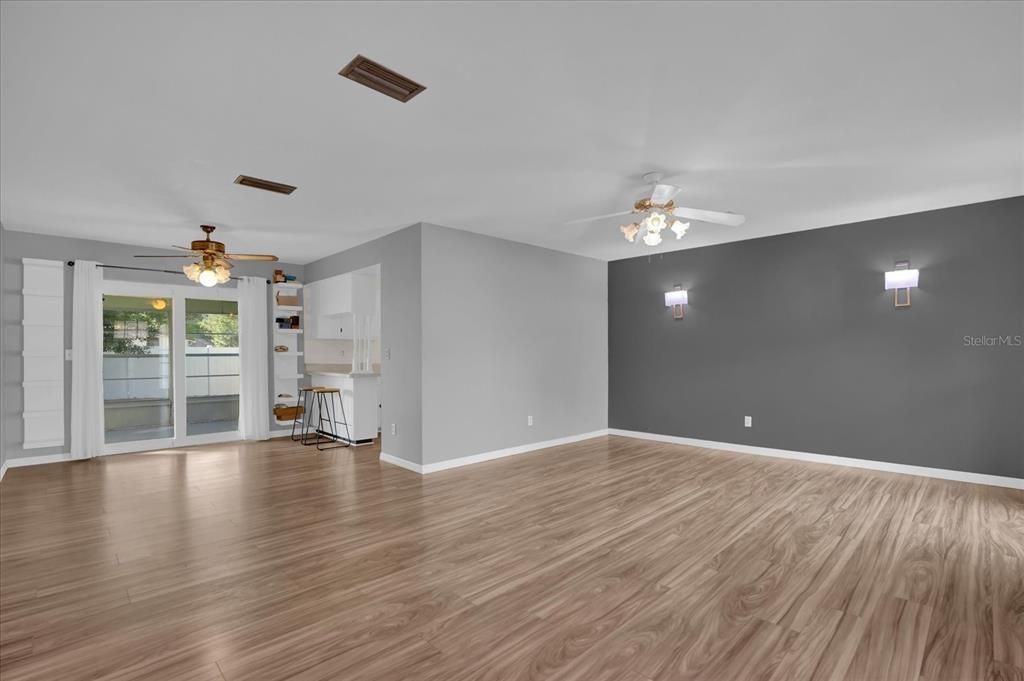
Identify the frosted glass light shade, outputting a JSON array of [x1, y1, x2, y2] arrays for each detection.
[[664, 289, 688, 306], [198, 268, 219, 287], [642, 230, 663, 246], [884, 269, 919, 290]]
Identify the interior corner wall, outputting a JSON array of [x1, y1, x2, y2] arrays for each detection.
[[1, 223, 8, 475], [609, 196, 1024, 479], [420, 223, 608, 466], [304, 224, 423, 465], [0, 229, 304, 464]]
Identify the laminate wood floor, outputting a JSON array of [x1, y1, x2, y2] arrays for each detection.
[[1, 435, 1022, 681]]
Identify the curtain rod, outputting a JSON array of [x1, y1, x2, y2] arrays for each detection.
[[65, 261, 270, 284]]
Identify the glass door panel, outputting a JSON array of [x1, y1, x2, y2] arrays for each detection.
[[102, 295, 173, 443], [185, 298, 239, 436]]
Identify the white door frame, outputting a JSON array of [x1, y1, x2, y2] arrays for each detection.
[[101, 279, 241, 455]]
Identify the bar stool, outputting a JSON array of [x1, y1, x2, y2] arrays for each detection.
[[312, 387, 351, 451], [291, 386, 322, 444]]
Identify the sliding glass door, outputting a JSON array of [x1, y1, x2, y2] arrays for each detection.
[[102, 295, 174, 444], [185, 298, 239, 436], [101, 281, 241, 454]]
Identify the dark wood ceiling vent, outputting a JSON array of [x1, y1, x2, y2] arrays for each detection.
[[338, 54, 426, 103], [233, 175, 297, 195]]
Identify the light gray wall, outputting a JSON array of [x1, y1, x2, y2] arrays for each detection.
[[609, 196, 1024, 478], [1, 229, 304, 463], [304, 224, 423, 465], [420, 223, 607, 465], [0, 223, 7, 474]]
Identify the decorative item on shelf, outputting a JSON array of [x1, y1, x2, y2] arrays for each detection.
[[664, 286, 688, 320], [276, 291, 299, 306], [290, 315, 300, 329], [273, 269, 286, 283], [274, 405, 303, 421], [884, 260, 919, 308], [274, 345, 289, 352], [284, 274, 297, 282]]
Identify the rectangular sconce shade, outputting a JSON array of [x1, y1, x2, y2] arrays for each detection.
[[664, 289, 688, 306], [884, 269, 919, 290]]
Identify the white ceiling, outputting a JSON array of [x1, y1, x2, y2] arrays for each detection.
[[2, 1, 1021, 264]]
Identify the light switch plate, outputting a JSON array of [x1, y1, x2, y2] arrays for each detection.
[[744, 416, 752, 428]]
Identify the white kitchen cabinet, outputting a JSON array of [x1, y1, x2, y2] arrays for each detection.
[[307, 269, 379, 340]]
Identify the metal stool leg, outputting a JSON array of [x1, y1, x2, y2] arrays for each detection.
[[300, 389, 319, 446], [314, 389, 348, 451], [290, 388, 306, 441]]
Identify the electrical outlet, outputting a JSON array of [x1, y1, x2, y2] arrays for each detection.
[[65, 349, 72, 361], [527, 415, 533, 427], [390, 423, 397, 436], [744, 416, 752, 428], [384, 347, 391, 360]]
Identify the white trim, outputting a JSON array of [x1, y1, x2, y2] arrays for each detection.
[[0, 461, 7, 481], [3, 452, 72, 469], [379, 452, 425, 474], [607, 429, 1024, 490], [379, 430, 611, 475]]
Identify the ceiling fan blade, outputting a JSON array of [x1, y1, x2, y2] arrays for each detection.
[[224, 253, 279, 261], [650, 183, 681, 205], [172, 245, 198, 251], [133, 254, 196, 258], [671, 206, 746, 226], [564, 210, 635, 225]]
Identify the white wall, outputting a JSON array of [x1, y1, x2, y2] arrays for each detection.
[[420, 223, 608, 465]]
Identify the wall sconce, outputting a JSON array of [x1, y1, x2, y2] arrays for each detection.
[[884, 260, 919, 308], [664, 286, 688, 319]]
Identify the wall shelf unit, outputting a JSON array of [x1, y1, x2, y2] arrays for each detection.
[[272, 281, 304, 428]]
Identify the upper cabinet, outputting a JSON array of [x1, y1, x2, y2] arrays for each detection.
[[307, 268, 380, 340]]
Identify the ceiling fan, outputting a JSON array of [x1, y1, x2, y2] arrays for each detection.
[[568, 172, 745, 246], [135, 224, 278, 287]]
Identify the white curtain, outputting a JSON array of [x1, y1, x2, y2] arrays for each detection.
[[237, 276, 270, 440], [70, 261, 104, 459]]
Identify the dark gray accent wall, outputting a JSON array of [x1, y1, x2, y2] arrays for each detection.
[[609, 197, 1023, 478], [1, 229, 304, 463]]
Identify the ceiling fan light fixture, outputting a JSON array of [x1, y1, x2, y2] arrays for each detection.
[[620, 223, 640, 243], [671, 220, 690, 239], [642, 230, 663, 247]]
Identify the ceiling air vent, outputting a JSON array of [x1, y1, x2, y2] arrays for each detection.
[[338, 54, 426, 103], [234, 175, 297, 195]]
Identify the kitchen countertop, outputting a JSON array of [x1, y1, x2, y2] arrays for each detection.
[[304, 363, 380, 377]]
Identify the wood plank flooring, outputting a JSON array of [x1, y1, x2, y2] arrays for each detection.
[[1, 435, 1022, 681]]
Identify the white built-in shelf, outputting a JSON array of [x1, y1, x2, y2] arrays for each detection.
[[274, 328, 303, 334], [274, 418, 296, 427], [273, 351, 304, 357], [275, 305, 303, 312], [276, 374, 303, 380], [273, 281, 303, 290]]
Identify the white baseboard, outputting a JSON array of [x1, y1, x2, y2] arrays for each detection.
[[2, 452, 72, 472], [379, 429, 611, 475], [607, 429, 1024, 490], [379, 452, 425, 474]]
